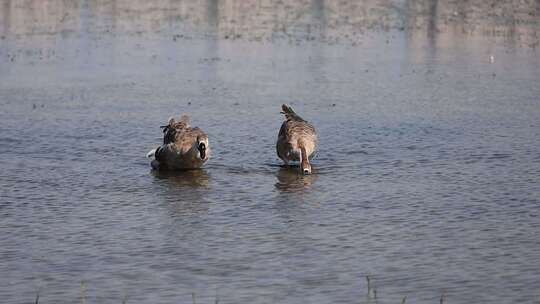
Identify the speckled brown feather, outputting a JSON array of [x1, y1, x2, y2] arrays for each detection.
[[276, 104, 318, 173]]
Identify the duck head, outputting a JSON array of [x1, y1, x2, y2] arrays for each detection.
[[301, 158, 312, 175], [196, 135, 209, 160]]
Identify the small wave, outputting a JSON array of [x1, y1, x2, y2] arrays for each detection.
[[349, 150, 369, 155], [486, 153, 511, 160], [0, 137, 22, 144]]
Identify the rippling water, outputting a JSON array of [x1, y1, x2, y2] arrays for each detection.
[[1, 1, 540, 304]]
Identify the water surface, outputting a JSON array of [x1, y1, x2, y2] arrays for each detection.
[[1, 2, 540, 304]]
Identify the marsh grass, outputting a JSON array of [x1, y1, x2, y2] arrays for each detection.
[[80, 281, 87, 304], [32, 278, 455, 304], [34, 289, 39, 304], [440, 292, 447, 304], [364, 275, 448, 304], [366, 275, 377, 299]]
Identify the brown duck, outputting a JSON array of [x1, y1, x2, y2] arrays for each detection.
[[147, 115, 210, 170], [276, 104, 318, 174]]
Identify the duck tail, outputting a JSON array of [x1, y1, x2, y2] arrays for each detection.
[[160, 115, 190, 131], [281, 104, 305, 122], [177, 115, 191, 129]]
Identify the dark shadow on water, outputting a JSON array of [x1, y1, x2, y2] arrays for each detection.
[[311, 0, 326, 38], [427, 0, 439, 43], [1, 0, 11, 35], [274, 166, 318, 193], [207, 0, 219, 30]]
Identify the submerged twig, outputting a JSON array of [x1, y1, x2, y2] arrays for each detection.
[[80, 281, 86, 304], [366, 275, 377, 298], [440, 292, 446, 304]]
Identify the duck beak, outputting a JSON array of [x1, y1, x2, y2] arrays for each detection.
[[198, 143, 206, 159], [301, 162, 312, 175]]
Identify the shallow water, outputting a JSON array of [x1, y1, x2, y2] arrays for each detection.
[[1, 2, 540, 304]]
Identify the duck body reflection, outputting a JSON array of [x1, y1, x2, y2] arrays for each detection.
[[151, 168, 211, 189], [151, 169, 212, 216], [274, 166, 318, 192]]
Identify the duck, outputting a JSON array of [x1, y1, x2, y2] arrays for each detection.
[[147, 115, 210, 170], [276, 104, 318, 174]]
